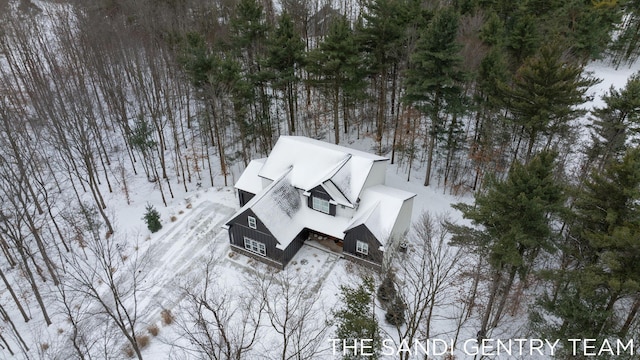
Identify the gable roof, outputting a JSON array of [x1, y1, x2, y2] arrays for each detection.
[[228, 136, 415, 252], [257, 136, 387, 205], [228, 168, 351, 250], [345, 185, 416, 245], [235, 158, 266, 194]]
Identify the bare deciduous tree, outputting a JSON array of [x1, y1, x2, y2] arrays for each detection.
[[62, 209, 151, 360], [252, 269, 331, 360], [175, 257, 264, 360], [386, 212, 462, 359]]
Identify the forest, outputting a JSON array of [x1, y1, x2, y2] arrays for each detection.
[[0, 0, 639, 358]]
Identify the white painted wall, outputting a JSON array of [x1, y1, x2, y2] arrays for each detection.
[[361, 161, 387, 194], [391, 197, 414, 239]]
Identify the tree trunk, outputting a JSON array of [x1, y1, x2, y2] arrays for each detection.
[[619, 295, 640, 337], [479, 269, 502, 338], [333, 85, 340, 144], [0, 267, 29, 322], [490, 266, 517, 329], [16, 242, 51, 326]]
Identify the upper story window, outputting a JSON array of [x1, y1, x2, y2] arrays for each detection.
[[248, 216, 257, 229], [312, 196, 330, 214]]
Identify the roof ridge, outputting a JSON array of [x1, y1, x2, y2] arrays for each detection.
[[308, 154, 351, 191]]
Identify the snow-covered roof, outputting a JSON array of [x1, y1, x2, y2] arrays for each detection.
[[228, 169, 351, 250], [345, 185, 416, 245], [228, 136, 415, 251], [234, 158, 266, 194], [321, 180, 352, 208], [257, 136, 387, 203]]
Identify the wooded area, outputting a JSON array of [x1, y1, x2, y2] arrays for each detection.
[[0, 0, 639, 358]]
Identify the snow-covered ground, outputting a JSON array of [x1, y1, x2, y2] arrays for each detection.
[[8, 57, 637, 359], [0, 2, 638, 354]]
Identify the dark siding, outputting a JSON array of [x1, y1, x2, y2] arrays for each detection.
[[308, 185, 336, 216], [343, 224, 384, 264], [227, 208, 285, 265], [238, 189, 256, 207], [282, 228, 309, 265]]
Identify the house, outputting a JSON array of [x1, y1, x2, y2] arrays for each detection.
[[224, 136, 415, 270]]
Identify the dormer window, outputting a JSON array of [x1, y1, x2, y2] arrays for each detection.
[[312, 196, 330, 214]]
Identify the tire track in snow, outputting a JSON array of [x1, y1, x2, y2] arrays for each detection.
[[138, 200, 234, 321]]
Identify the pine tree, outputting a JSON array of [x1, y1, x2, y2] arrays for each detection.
[[499, 45, 596, 162], [609, 0, 640, 66], [229, 0, 273, 151], [403, 7, 467, 186], [265, 11, 305, 134], [359, 0, 415, 153], [532, 148, 640, 351], [479, 11, 505, 47], [449, 151, 566, 333], [587, 73, 640, 170], [143, 204, 162, 233], [333, 277, 381, 359], [575, 148, 640, 301], [505, 12, 540, 66], [306, 16, 366, 144], [562, 0, 621, 61]]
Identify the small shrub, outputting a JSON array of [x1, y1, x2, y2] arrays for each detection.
[[136, 335, 150, 349], [148, 324, 160, 337], [186, 203, 192, 209], [40, 343, 49, 351], [161, 309, 174, 325], [123, 346, 135, 358], [385, 295, 406, 326], [377, 273, 396, 303], [170, 215, 177, 222], [143, 204, 162, 233]]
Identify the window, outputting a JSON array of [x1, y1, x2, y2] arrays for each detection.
[[244, 237, 266, 256], [312, 196, 330, 214], [248, 216, 257, 229], [356, 240, 369, 256]]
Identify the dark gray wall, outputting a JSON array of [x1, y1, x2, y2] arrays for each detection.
[[238, 189, 256, 207], [282, 228, 309, 265], [343, 224, 383, 264], [228, 208, 308, 268], [307, 185, 336, 216], [228, 208, 284, 263]]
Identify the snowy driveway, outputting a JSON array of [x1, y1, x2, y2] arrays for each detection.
[[138, 200, 235, 322]]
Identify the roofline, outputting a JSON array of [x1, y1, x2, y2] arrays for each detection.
[[322, 179, 355, 208], [226, 166, 293, 226], [307, 154, 351, 191]]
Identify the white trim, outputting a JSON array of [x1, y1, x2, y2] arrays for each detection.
[[244, 236, 266, 256], [356, 240, 369, 255], [312, 196, 330, 214], [248, 216, 257, 229]]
